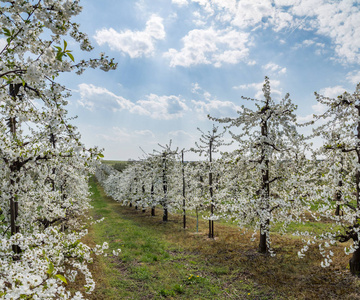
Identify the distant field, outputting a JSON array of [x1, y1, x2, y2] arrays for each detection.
[[101, 160, 128, 165], [102, 160, 134, 172]]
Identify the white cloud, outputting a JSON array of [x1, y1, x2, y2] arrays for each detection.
[[98, 127, 131, 142], [77, 83, 135, 112], [262, 62, 287, 75], [192, 0, 292, 32], [319, 85, 347, 98], [290, 1, 360, 63], [168, 130, 194, 141], [191, 82, 201, 94], [292, 39, 327, 55], [292, 39, 318, 50], [94, 14, 165, 58], [297, 114, 315, 123], [192, 98, 241, 119], [186, 1, 360, 64], [77, 84, 188, 120], [192, 0, 215, 15], [163, 27, 250, 67], [172, 0, 188, 6], [302, 39, 315, 47], [234, 82, 264, 91], [134, 130, 155, 138], [346, 71, 360, 85], [89, 125, 160, 160], [97, 127, 155, 145], [136, 94, 189, 120], [297, 101, 327, 124], [311, 102, 326, 115], [232, 0, 273, 28], [192, 10, 208, 27], [191, 84, 241, 119], [233, 80, 282, 99]]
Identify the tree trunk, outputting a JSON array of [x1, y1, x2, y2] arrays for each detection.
[[129, 185, 132, 207], [259, 117, 270, 254], [151, 184, 155, 216], [208, 140, 214, 239], [162, 154, 168, 222], [182, 150, 186, 229], [259, 222, 269, 253], [142, 185, 146, 212], [196, 207, 199, 233], [335, 204, 341, 216], [208, 220, 212, 238], [335, 156, 343, 216], [350, 244, 360, 276], [10, 168, 20, 255], [350, 106, 360, 275], [163, 207, 168, 222], [8, 84, 22, 255]]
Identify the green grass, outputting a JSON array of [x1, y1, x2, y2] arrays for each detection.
[[82, 177, 360, 299], [87, 176, 257, 299], [271, 220, 340, 235]]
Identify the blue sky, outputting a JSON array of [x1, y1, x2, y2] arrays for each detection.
[[59, 0, 360, 160]]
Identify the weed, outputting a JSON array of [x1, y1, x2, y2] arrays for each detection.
[[159, 288, 176, 297], [212, 265, 230, 276], [131, 266, 152, 280], [172, 283, 185, 294]]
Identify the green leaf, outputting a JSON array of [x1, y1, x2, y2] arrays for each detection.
[[3, 28, 11, 36], [47, 261, 54, 276], [69, 240, 80, 249], [66, 52, 75, 62], [98, 153, 104, 158], [56, 52, 64, 61], [55, 274, 68, 285], [64, 40, 67, 51]]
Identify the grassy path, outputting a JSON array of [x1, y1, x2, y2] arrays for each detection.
[[84, 177, 360, 299]]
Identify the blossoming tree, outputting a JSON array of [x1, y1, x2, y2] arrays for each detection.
[[191, 125, 230, 239], [149, 142, 179, 222], [0, 0, 117, 297], [302, 83, 360, 275], [209, 77, 303, 253]]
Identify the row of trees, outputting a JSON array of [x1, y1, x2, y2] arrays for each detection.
[[97, 78, 360, 276], [0, 0, 118, 298]]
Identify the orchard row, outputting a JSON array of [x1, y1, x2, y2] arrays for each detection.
[[97, 78, 360, 276]]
